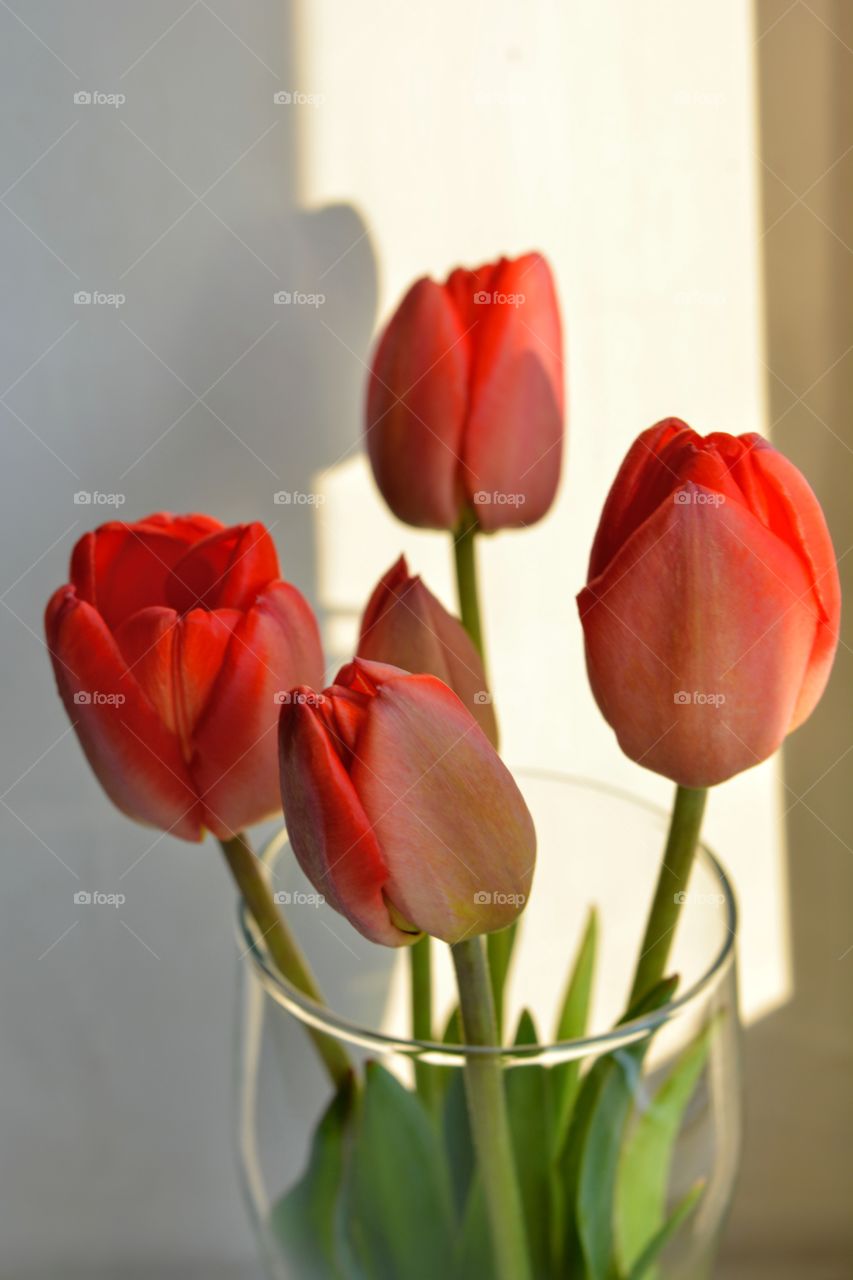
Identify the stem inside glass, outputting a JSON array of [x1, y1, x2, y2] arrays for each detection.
[[237, 774, 737, 1067]]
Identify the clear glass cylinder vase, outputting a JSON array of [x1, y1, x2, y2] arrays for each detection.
[[235, 773, 741, 1280]]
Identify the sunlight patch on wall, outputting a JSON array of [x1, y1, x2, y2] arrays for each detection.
[[301, 0, 791, 1025]]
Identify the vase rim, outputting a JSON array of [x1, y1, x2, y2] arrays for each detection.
[[236, 771, 738, 1065]]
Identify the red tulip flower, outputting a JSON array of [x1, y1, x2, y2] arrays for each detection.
[[45, 513, 324, 840], [366, 252, 564, 531], [279, 659, 535, 946], [577, 420, 841, 787], [357, 555, 498, 744]]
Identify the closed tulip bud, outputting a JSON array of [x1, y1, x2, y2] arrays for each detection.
[[577, 420, 841, 787], [357, 555, 498, 745], [366, 252, 564, 531], [278, 658, 535, 946], [45, 513, 324, 840]]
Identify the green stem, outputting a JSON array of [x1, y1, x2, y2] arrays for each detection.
[[453, 515, 516, 1033], [409, 935, 437, 1110], [219, 833, 351, 1089], [487, 920, 518, 1041], [451, 937, 532, 1280], [628, 785, 709, 1008], [453, 512, 486, 664]]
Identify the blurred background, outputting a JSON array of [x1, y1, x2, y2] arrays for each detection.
[[0, 1, 850, 1276]]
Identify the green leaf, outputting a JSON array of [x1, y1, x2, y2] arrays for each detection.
[[487, 919, 519, 1038], [616, 1023, 714, 1275], [441, 1064, 476, 1217], [506, 1009, 554, 1279], [268, 1074, 356, 1280], [442, 1005, 463, 1044], [431, 1005, 464, 1114], [558, 976, 679, 1280], [552, 907, 599, 1152], [344, 1061, 455, 1280], [626, 1180, 705, 1280], [452, 1178, 494, 1280]]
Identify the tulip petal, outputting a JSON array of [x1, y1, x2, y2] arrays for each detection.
[[165, 522, 279, 614], [745, 444, 841, 728], [578, 484, 819, 787], [71, 513, 223, 632], [279, 699, 409, 946], [462, 253, 564, 530], [366, 278, 469, 529], [587, 420, 691, 580], [357, 556, 498, 742], [176, 608, 245, 738], [113, 606, 243, 756], [112, 606, 180, 737], [192, 582, 324, 838], [45, 587, 203, 839], [349, 673, 535, 942]]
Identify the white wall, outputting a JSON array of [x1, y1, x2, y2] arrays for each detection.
[[305, 0, 786, 1025], [1, 1, 838, 1275]]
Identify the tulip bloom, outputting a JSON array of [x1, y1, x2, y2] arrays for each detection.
[[357, 555, 498, 744], [279, 659, 535, 945], [366, 252, 564, 531], [577, 420, 840, 787], [46, 513, 324, 840]]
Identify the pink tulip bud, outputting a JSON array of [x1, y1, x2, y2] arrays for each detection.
[[45, 513, 324, 840], [278, 658, 535, 946], [357, 555, 498, 744], [577, 420, 841, 787], [366, 252, 564, 531]]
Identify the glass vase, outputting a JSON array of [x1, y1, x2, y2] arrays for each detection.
[[234, 773, 741, 1280]]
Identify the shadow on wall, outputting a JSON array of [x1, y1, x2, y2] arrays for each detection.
[[0, 1, 380, 616], [0, 3, 387, 1274], [721, 3, 853, 1274]]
